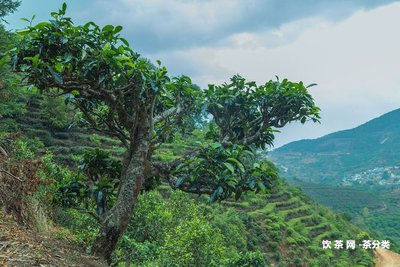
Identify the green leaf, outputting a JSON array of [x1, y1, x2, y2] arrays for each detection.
[[84, 21, 97, 30], [35, 22, 51, 29], [64, 52, 73, 63], [103, 42, 111, 51], [61, 3, 67, 15], [54, 62, 64, 72], [32, 54, 40, 67], [224, 162, 235, 174], [114, 25, 123, 33], [176, 177, 184, 187], [102, 25, 114, 32], [81, 49, 87, 60], [227, 158, 245, 173], [47, 66, 63, 84], [120, 38, 130, 46], [16, 28, 30, 36], [257, 181, 266, 190], [306, 83, 317, 88], [227, 179, 237, 188], [242, 150, 254, 157]]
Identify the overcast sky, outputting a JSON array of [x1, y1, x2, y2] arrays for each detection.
[[5, 0, 400, 148]]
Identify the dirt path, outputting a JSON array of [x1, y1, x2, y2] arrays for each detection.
[[0, 212, 106, 266], [375, 248, 400, 267]]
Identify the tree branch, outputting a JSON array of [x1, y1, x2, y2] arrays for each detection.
[[153, 106, 181, 124]]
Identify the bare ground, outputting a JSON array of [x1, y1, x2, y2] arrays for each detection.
[[375, 248, 400, 267], [0, 212, 107, 267]]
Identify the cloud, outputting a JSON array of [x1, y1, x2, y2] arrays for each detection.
[[151, 2, 400, 147], [74, 0, 398, 53]]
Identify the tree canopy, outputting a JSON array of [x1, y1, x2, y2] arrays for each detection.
[[6, 3, 321, 261], [0, 0, 20, 19]]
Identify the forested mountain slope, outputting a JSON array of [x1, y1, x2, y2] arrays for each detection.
[[269, 109, 400, 247], [270, 108, 400, 185]]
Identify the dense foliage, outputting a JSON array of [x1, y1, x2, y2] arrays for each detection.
[[0, 2, 392, 266], [0, 0, 19, 19], [2, 4, 322, 260]]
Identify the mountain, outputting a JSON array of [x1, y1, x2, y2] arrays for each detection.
[[268, 109, 400, 245], [269, 108, 400, 185]]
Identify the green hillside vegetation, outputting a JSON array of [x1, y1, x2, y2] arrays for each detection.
[[292, 181, 385, 215], [1, 133, 380, 266], [0, 91, 384, 266], [270, 108, 400, 184], [354, 190, 400, 245], [269, 110, 400, 246], [9, 6, 325, 259], [290, 180, 400, 244], [0, 3, 395, 266], [0, 91, 125, 164]]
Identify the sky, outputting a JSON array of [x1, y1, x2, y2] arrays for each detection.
[[5, 0, 400, 148]]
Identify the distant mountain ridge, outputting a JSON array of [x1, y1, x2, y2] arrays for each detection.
[[269, 108, 400, 185]]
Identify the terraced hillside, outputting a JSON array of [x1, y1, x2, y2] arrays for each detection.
[[0, 93, 385, 266], [0, 93, 125, 163], [291, 181, 385, 215], [221, 180, 378, 266]]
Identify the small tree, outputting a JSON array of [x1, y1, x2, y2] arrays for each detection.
[[9, 4, 320, 261], [0, 0, 20, 19]]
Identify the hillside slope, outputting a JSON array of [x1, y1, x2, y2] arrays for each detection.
[[270, 108, 400, 185], [268, 109, 400, 246], [221, 179, 377, 266], [0, 93, 381, 266], [0, 93, 125, 164], [0, 212, 106, 266]]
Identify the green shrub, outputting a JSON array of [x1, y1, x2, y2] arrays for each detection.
[[0, 118, 20, 132], [226, 251, 267, 267], [40, 95, 72, 129], [161, 217, 226, 267]]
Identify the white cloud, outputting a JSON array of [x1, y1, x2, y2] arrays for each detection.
[[70, 0, 398, 52], [151, 2, 400, 147]]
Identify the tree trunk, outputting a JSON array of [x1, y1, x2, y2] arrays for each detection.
[[91, 119, 150, 263]]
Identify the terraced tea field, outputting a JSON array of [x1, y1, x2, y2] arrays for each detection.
[[222, 181, 378, 266]]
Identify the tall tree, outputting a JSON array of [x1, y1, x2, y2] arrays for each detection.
[[8, 4, 320, 261], [0, 0, 20, 19]]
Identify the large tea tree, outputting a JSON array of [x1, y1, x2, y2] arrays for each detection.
[[9, 4, 320, 261]]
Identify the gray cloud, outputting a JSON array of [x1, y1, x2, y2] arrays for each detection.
[[148, 2, 400, 147], [77, 0, 398, 53]]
